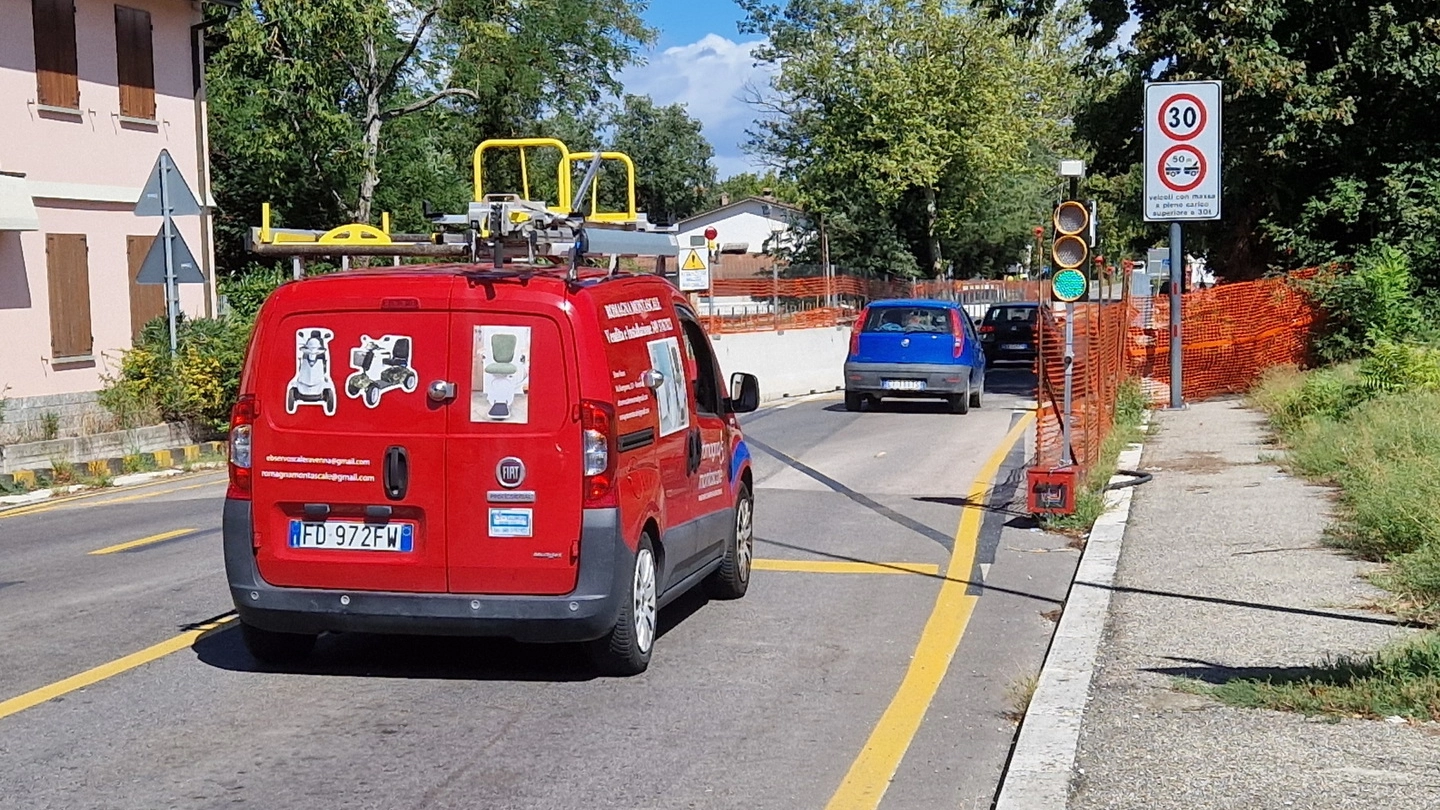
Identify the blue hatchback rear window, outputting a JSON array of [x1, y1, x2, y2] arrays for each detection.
[[862, 307, 951, 334]]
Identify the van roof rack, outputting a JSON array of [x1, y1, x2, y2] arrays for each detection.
[[248, 139, 681, 280]]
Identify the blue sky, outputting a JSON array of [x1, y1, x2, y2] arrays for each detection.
[[620, 1, 772, 179]]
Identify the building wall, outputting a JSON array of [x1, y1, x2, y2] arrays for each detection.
[[0, 0, 211, 403], [678, 201, 800, 256]]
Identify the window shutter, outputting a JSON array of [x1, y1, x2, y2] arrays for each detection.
[[33, 0, 80, 109], [46, 234, 94, 360], [115, 6, 155, 120], [127, 235, 165, 341]]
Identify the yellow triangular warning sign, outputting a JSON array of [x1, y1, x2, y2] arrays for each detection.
[[681, 250, 707, 271]]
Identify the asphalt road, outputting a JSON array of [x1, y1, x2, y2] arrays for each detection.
[[0, 367, 1077, 810]]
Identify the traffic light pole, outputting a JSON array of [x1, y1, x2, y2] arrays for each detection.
[[1169, 222, 1184, 409]]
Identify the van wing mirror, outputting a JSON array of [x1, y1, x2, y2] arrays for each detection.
[[727, 372, 760, 414]]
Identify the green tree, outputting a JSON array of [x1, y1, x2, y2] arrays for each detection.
[[739, 0, 1086, 277], [204, 0, 653, 273], [608, 95, 717, 225], [1000, 0, 1440, 280]]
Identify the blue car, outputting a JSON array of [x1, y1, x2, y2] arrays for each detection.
[[843, 300, 986, 414]]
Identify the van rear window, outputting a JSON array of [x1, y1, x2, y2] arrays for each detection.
[[862, 307, 952, 334]]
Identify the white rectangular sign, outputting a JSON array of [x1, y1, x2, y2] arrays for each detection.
[[1144, 81, 1222, 221], [677, 237, 711, 292]]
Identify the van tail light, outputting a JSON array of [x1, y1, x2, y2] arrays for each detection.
[[581, 400, 618, 508], [849, 308, 867, 357], [950, 311, 967, 358], [228, 395, 257, 500]]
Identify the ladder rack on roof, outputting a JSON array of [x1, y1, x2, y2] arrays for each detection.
[[248, 139, 680, 275]]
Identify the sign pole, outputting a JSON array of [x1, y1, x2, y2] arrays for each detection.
[[1169, 221, 1183, 409], [160, 152, 178, 358]]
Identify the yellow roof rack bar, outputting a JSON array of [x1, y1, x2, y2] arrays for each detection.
[[566, 151, 638, 223], [474, 138, 572, 214]]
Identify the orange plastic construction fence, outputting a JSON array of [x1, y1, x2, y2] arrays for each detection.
[[1034, 271, 1319, 473], [699, 275, 1040, 334]]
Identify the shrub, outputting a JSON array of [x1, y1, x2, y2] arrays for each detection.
[[1357, 340, 1440, 395], [1310, 245, 1430, 362], [1251, 363, 1363, 439], [220, 263, 289, 320], [101, 314, 254, 437]]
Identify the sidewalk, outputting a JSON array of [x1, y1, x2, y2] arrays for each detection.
[[1069, 399, 1440, 809]]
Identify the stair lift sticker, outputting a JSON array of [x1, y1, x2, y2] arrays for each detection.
[[286, 328, 337, 416], [472, 326, 531, 423], [647, 336, 690, 437], [345, 334, 419, 408]]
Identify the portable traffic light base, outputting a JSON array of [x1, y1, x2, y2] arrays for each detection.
[[1027, 465, 1081, 515]]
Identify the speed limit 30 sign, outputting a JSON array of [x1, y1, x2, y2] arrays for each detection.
[[1144, 81, 1221, 221]]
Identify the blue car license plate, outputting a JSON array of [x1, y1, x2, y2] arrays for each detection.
[[882, 379, 926, 391]]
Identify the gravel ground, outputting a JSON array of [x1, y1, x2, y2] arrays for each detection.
[[1069, 398, 1440, 810]]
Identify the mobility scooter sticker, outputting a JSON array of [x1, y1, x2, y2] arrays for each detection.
[[472, 326, 532, 423], [287, 328, 338, 416], [346, 334, 419, 408]]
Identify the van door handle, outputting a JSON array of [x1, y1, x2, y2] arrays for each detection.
[[383, 446, 409, 501]]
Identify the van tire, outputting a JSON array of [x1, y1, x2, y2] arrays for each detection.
[[240, 621, 316, 665], [969, 374, 983, 409], [844, 392, 863, 411], [706, 483, 754, 600], [590, 535, 657, 676]]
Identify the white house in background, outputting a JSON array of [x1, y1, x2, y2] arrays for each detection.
[[676, 195, 806, 258]]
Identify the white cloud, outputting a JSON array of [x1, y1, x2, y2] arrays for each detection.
[[618, 34, 776, 179]]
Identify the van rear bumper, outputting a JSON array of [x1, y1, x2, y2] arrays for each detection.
[[223, 499, 629, 643]]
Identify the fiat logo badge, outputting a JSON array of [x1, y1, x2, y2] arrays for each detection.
[[496, 457, 526, 488]]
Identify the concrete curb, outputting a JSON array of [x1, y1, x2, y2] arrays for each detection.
[[0, 441, 227, 503], [994, 421, 1149, 810]]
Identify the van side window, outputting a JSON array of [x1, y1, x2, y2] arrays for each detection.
[[679, 317, 723, 416]]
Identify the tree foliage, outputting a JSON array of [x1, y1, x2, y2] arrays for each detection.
[[610, 95, 718, 225], [739, 0, 1088, 278], [997, 0, 1440, 280], [204, 0, 654, 275]]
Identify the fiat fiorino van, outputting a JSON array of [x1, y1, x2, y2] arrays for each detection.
[[224, 265, 760, 675]]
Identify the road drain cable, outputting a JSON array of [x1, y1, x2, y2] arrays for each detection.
[[1105, 469, 1153, 491]]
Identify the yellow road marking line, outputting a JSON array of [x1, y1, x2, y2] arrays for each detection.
[[88, 528, 197, 556], [825, 412, 1034, 810], [0, 477, 225, 520], [0, 614, 236, 722], [753, 559, 940, 576]]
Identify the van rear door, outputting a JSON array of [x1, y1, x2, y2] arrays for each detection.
[[251, 286, 450, 593], [445, 301, 583, 595]]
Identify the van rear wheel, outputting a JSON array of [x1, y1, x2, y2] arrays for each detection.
[[590, 535, 657, 676], [240, 621, 316, 665], [844, 392, 863, 411], [705, 483, 753, 600]]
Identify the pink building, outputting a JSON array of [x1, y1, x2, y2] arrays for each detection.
[[0, 0, 214, 431]]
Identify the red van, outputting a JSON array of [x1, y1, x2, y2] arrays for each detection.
[[223, 265, 760, 675]]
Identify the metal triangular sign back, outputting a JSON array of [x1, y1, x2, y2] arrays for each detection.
[[135, 149, 202, 217], [136, 227, 205, 284]]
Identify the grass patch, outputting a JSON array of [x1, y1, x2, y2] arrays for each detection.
[[1044, 378, 1148, 535], [1196, 632, 1440, 722], [122, 453, 158, 474], [1003, 673, 1040, 723]]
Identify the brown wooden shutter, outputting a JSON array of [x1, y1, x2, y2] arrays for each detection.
[[46, 234, 93, 360], [115, 5, 155, 120], [33, 0, 80, 109], [127, 235, 165, 341]]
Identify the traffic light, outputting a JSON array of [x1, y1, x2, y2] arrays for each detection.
[[1051, 200, 1098, 302]]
